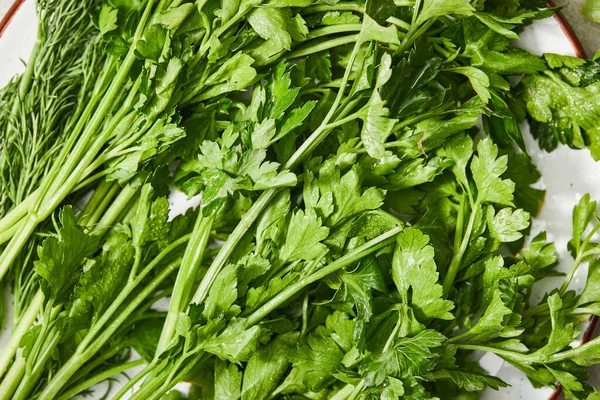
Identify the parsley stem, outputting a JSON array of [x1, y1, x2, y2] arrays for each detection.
[[191, 189, 279, 304], [455, 343, 525, 361], [347, 309, 402, 400], [287, 38, 362, 169], [347, 381, 366, 400], [112, 361, 158, 400], [540, 335, 600, 363], [303, 2, 365, 14], [300, 293, 310, 338], [442, 200, 481, 297], [453, 193, 468, 257], [0, 355, 25, 399], [0, 290, 43, 378], [411, 0, 422, 26], [156, 212, 215, 355], [81, 182, 121, 227], [287, 34, 360, 60], [67, 345, 122, 387], [56, 359, 144, 400], [306, 24, 363, 40], [323, 111, 363, 130], [13, 331, 60, 400], [559, 223, 600, 295], [401, 18, 437, 54], [39, 257, 182, 400], [79, 180, 118, 226], [246, 227, 401, 326], [94, 184, 139, 235], [388, 16, 411, 31]]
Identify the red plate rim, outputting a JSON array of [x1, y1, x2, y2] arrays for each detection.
[[0, 1, 596, 399]]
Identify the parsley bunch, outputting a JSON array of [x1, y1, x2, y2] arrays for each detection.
[[2, 0, 600, 399]]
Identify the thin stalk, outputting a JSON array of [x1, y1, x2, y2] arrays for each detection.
[[56, 359, 144, 400], [0, 192, 36, 243], [156, 212, 215, 355], [190, 190, 278, 304], [442, 200, 480, 297], [303, 2, 364, 14], [285, 38, 363, 169], [455, 344, 524, 361], [330, 384, 356, 400], [67, 346, 122, 387], [541, 335, 600, 364], [13, 332, 61, 400], [132, 228, 401, 400], [38, 258, 182, 400], [397, 17, 436, 54], [453, 193, 467, 259], [94, 184, 138, 234], [0, 356, 25, 400], [306, 24, 362, 40], [0, 224, 19, 249], [79, 180, 119, 226], [112, 361, 158, 400], [0, 291, 43, 378], [559, 223, 600, 295], [128, 352, 204, 400], [387, 16, 411, 30], [286, 35, 360, 60], [411, 0, 422, 26], [191, 35, 365, 306], [246, 227, 401, 325]]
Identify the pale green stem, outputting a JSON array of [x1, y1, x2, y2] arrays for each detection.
[[0, 291, 43, 378], [0, 355, 25, 400], [56, 359, 145, 400], [156, 212, 215, 355]]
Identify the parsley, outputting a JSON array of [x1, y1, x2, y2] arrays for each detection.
[[2, 0, 600, 399]]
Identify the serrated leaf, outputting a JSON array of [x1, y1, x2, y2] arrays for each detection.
[[447, 67, 491, 104], [487, 207, 530, 242], [392, 228, 454, 321], [416, 0, 475, 26], [241, 332, 299, 400], [431, 369, 508, 391], [214, 359, 242, 400], [35, 207, 100, 304], [279, 208, 329, 262], [470, 139, 515, 206]]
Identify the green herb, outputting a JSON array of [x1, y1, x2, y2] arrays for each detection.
[[2, 0, 600, 399]]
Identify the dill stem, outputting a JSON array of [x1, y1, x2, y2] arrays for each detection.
[[0, 195, 36, 245]]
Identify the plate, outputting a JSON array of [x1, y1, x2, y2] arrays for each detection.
[[0, 1, 597, 398]]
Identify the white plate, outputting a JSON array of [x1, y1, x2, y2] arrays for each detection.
[[0, 1, 598, 399]]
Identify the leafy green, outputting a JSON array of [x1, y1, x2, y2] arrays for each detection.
[[4, 1, 600, 400], [581, 0, 600, 22]]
